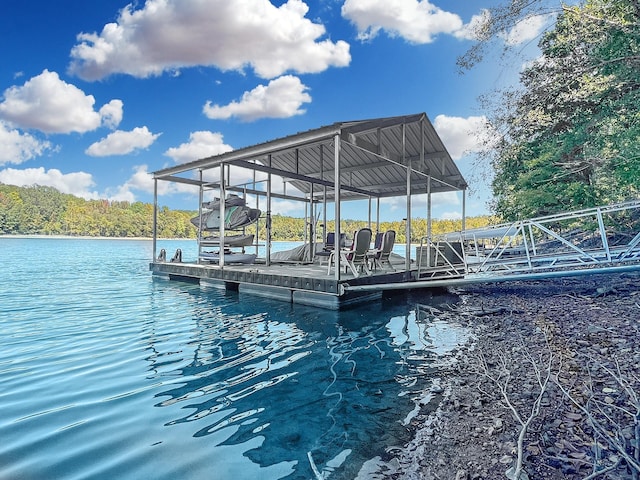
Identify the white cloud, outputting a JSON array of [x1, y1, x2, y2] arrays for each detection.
[[106, 164, 151, 202], [0, 121, 54, 166], [0, 167, 99, 199], [440, 209, 462, 220], [433, 114, 496, 160], [271, 198, 305, 215], [503, 13, 554, 46], [109, 164, 199, 201], [106, 184, 137, 203], [454, 9, 491, 41], [203, 75, 311, 121], [99, 99, 124, 129], [0, 70, 122, 134], [342, 0, 463, 43], [85, 126, 161, 157], [164, 131, 233, 164], [69, 0, 351, 80], [381, 191, 460, 215]]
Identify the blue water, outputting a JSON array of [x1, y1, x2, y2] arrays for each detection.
[[0, 237, 468, 480]]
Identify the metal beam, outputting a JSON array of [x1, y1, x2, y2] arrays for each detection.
[[343, 264, 640, 293], [230, 159, 375, 198], [156, 175, 203, 186]]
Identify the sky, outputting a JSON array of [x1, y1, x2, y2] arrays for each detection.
[[0, 0, 552, 221]]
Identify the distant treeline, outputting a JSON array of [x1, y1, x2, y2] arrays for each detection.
[[0, 184, 195, 238], [0, 184, 495, 242]]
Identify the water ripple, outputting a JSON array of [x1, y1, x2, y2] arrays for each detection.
[[0, 238, 469, 480]]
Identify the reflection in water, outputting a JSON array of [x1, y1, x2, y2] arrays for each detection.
[[146, 283, 468, 479]]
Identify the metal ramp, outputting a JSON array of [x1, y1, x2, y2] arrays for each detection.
[[417, 200, 640, 282]]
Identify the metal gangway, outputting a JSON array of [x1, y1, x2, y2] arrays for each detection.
[[417, 200, 640, 283]]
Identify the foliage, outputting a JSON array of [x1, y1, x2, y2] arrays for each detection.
[[463, 0, 640, 220], [0, 184, 197, 238], [0, 184, 494, 241]]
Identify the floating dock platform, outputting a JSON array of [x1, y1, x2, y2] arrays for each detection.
[[151, 199, 640, 309], [149, 113, 640, 309], [150, 256, 416, 309]]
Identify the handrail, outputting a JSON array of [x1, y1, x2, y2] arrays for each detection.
[[417, 200, 640, 280]]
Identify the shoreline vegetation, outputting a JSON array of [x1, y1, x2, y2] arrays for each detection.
[[0, 184, 495, 242]]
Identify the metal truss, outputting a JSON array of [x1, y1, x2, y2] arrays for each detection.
[[418, 200, 640, 280]]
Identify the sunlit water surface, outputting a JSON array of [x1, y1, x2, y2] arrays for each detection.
[[0, 238, 469, 479]]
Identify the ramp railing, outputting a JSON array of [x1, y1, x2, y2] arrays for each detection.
[[418, 199, 640, 280]]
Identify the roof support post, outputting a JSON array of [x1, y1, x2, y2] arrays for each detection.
[[426, 173, 432, 269], [320, 144, 327, 244], [304, 194, 308, 245], [253, 168, 259, 256], [404, 123, 411, 270], [266, 155, 272, 266], [219, 163, 226, 268], [334, 134, 341, 281], [423, 117, 431, 242], [308, 182, 315, 262], [197, 170, 204, 262], [427, 174, 432, 239], [152, 177, 158, 261]]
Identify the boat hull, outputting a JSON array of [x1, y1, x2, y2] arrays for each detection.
[[201, 234, 255, 247], [202, 194, 246, 210], [191, 206, 261, 231], [199, 252, 257, 264]]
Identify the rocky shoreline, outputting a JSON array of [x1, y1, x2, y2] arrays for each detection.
[[379, 270, 640, 480]]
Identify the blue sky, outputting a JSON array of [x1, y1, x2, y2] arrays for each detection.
[[0, 0, 552, 221]]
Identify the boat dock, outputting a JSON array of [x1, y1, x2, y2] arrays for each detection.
[[150, 113, 640, 309], [151, 255, 415, 309]]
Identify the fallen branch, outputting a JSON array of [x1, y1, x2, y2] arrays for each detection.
[[475, 328, 554, 479], [554, 356, 640, 477]]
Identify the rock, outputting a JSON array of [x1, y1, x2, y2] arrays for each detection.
[[505, 466, 530, 480], [431, 385, 445, 394], [455, 469, 469, 480]]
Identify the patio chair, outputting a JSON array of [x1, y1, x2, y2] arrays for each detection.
[[374, 232, 384, 250], [316, 232, 345, 266], [327, 228, 372, 277], [372, 230, 396, 270], [326, 232, 346, 250]]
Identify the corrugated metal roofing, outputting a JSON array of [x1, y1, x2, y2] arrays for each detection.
[[154, 112, 467, 200]]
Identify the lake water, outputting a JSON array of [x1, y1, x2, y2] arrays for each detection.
[[0, 237, 469, 480]]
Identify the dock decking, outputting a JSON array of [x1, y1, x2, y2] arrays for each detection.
[[150, 256, 415, 309]]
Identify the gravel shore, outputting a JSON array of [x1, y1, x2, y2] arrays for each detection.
[[378, 270, 640, 480]]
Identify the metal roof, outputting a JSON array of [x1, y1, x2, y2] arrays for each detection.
[[154, 112, 467, 201]]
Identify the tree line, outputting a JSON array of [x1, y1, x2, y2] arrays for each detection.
[[0, 184, 494, 242], [270, 215, 496, 244], [0, 184, 195, 238]]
